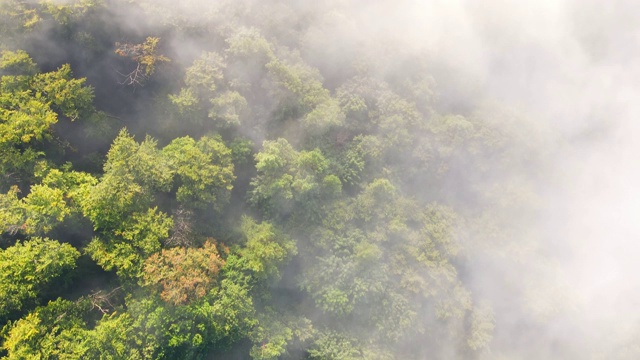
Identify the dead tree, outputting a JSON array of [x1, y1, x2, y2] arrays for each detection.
[[89, 286, 123, 315], [114, 37, 170, 87], [165, 205, 194, 247]]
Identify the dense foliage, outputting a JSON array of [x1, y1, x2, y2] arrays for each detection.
[[0, 1, 552, 359]]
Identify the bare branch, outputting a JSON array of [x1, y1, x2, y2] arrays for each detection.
[[165, 205, 194, 247], [115, 62, 148, 87], [89, 286, 123, 315]]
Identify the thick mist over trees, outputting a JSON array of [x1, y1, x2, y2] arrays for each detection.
[[0, 0, 638, 359]]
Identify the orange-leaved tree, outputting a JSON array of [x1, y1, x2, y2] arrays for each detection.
[[142, 240, 227, 305]]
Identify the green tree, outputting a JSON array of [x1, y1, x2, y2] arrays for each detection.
[[250, 138, 341, 222], [162, 135, 235, 210], [239, 216, 296, 280], [85, 256, 258, 359], [79, 129, 171, 231], [298, 179, 491, 355], [85, 207, 172, 280], [0, 1, 41, 39], [79, 130, 237, 279], [248, 311, 313, 360], [85, 310, 161, 360], [169, 51, 250, 129], [0, 238, 80, 320], [307, 331, 366, 360], [0, 50, 95, 188], [183, 52, 225, 97], [2, 298, 91, 359], [0, 163, 96, 235]]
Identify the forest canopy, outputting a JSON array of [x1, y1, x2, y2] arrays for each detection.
[[0, 0, 629, 359]]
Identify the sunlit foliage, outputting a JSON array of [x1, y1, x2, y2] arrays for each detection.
[[0, 1, 549, 359]]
